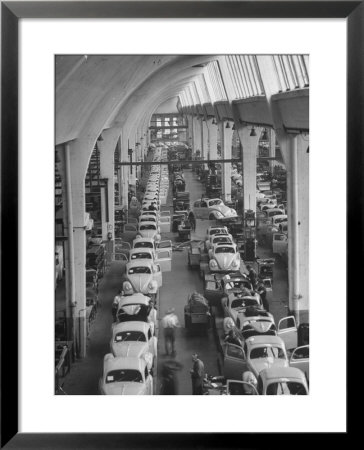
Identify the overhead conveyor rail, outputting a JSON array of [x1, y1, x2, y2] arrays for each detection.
[[116, 158, 280, 166]]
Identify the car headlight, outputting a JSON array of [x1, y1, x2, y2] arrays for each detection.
[[230, 209, 237, 216], [215, 211, 224, 218], [232, 259, 240, 267], [210, 259, 218, 267], [148, 280, 158, 291], [123, 281, 133, 292], [155, 234, 161, 241]]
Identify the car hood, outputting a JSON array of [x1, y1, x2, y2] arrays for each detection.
[[212, 205, 236, 217], [102, 382, 147, 395], [140, 230, 157, 238], [214, 253, 239, 269], [111, 342, 148, 358], [239, 317, 274, 333], [128, 274, 153, 293], [249, 358, 288, 377]]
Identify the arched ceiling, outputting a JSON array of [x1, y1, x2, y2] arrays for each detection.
[[56, 54, 309, 148], [56, 55, 218, 145]]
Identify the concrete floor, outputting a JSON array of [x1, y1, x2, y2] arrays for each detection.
[[57, 168, 289, 395]]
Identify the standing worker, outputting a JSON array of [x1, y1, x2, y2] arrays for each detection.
[[246, 265, 258, 289], [190, 353, 205, 395], [161, 307, 180, 356], [257, 281, 269, 311], [188, 211, 196, 232]]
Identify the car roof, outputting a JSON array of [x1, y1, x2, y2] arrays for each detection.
[[129, 248, 154, 255], [118, 293, 150, 305], [104, 355, 146, 373], [259, 366, 306, 381], [139, 222, 157, 226], [127, 260, 153, 268], [245, 335, 284, 347], [112, 321, 149, 335]]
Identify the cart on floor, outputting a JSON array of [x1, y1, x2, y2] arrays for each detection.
[[178, 222, 191, 241], [184, 292, 211, 332], [187, 240, 203, 269]]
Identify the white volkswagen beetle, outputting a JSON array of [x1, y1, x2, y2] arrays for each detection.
[[110, 321, 157, 359], [208, 242, 241, 272], [99, 355, 153, 395]]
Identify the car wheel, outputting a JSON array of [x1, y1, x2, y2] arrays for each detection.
[[209, 213, 216, 220]]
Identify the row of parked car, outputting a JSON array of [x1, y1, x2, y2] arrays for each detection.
[[99, 145, 172, 395]]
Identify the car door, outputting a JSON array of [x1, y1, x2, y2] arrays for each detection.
[[193, 201, 202, 218], [156, 240, 172, 272], [159, 215, 171, 233], [123, 224, 138, 241], [152, 263, 163, 287], [272, 233, 288, 255], [223, 343, 248, 380], [147, 327, 158, 357], [289, 345, 309, 381], [200, 200, 209, 219], [277, 316, 298, 350], [226, 380, 258, 395]]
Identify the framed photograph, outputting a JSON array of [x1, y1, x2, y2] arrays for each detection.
[[2, 0, 360, 447]]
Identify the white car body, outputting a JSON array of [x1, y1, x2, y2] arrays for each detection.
[[137, 221, 161, 240], [205, 234, 234, 251], [110, 321, 157, 359], [193, 198, 237, 220], [124, 260, 162, 295], [208, 243, 241, 272], [99, 355, 153, 395]]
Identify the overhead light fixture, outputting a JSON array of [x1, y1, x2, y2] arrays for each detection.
[[261, 128, 268, 141], [250, 127, 257, 137], [97, 134, 104, 141], [225, 122, 231, 129], [212, 118, 217, 125]]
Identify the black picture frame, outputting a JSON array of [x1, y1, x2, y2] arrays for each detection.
[[1, 1, 360, 447]]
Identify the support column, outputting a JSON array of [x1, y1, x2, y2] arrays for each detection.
[[192, 116, 202, 157], [186, 114, 193, 150], [269, 128, 277, 174], [68, 138, 94, 359], [237, 126, 260, 213], [121, 132, 129, 208], [282, 134, 309, 323], [99, 128, 119, 243], [116, 135, 122, 206], [201, 119, 209, 160], [218, 121, 234, 203], [207, 118, 218, 160]]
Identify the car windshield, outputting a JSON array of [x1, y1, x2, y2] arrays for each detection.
[[215, 247, 235, 254], [231, 298, 258, 309], [131, 252, 152, 260], [209, 199, 223, 206], [128, 267, 152, 274], [213, 237, 231, 244], [210, 229, 227, 236], [105, 369, 143, 383], [266, 382, 307, 395], [231, 280, 251, 289], [140, 225, 157, 231], [250, 346, 285, 359], [134, 242, 153, 249], [114, 331, 146, 342], [274, 217, 287, 224]]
